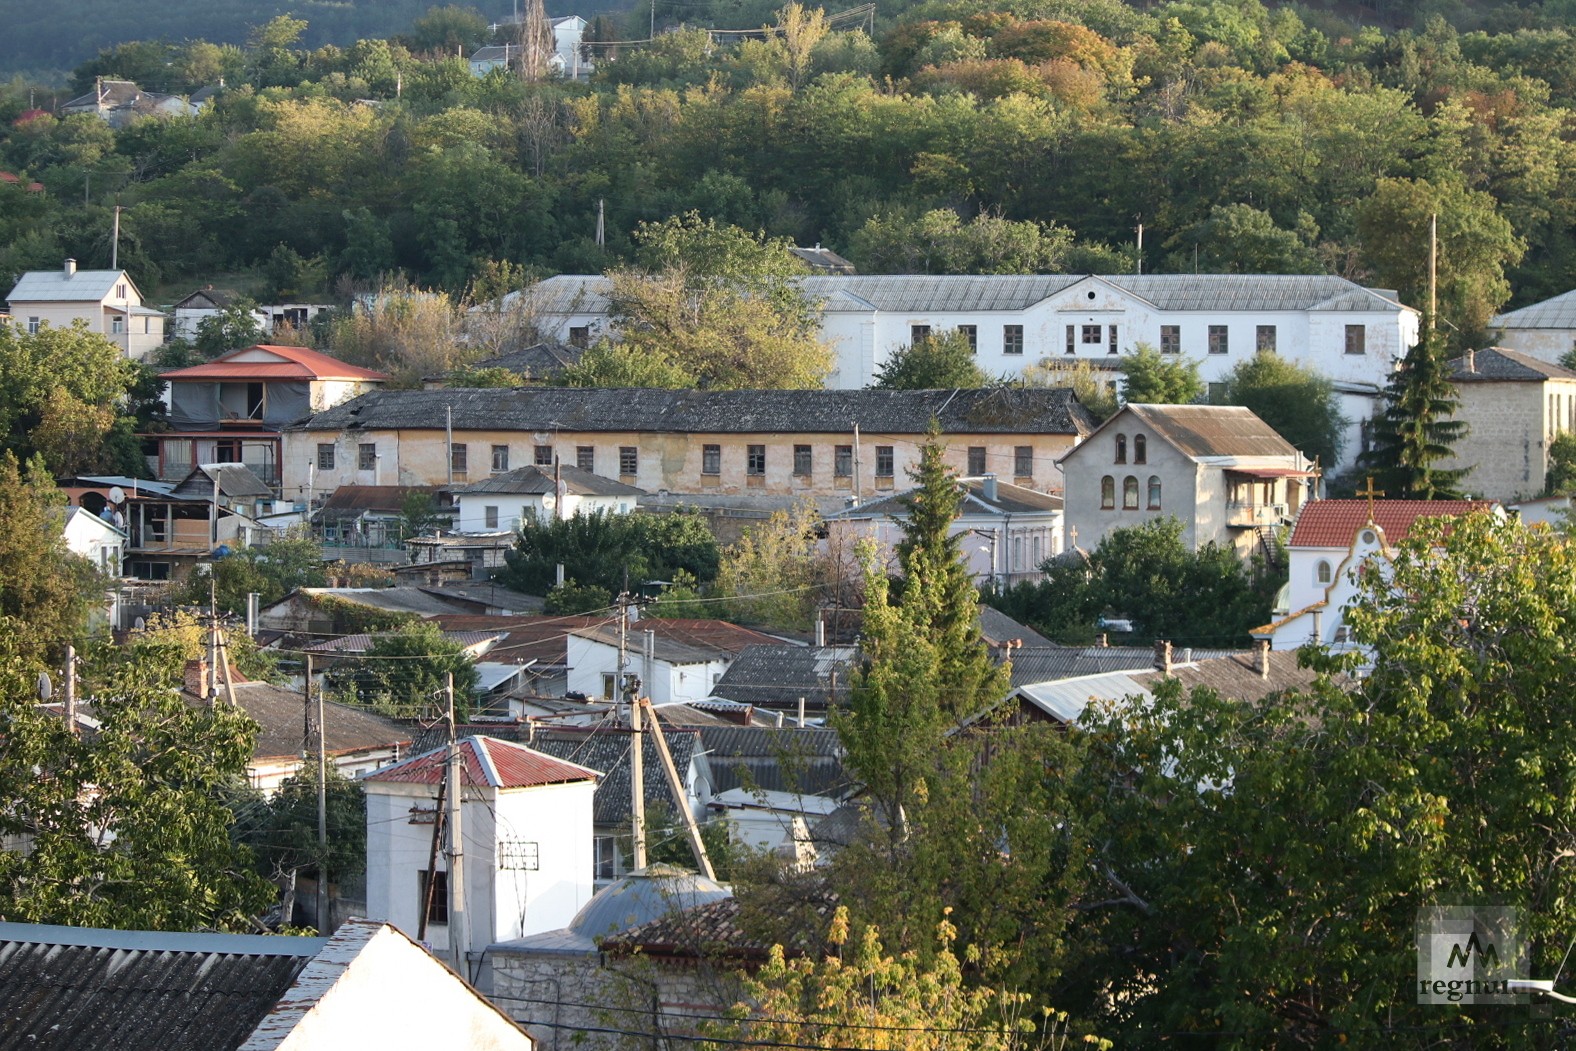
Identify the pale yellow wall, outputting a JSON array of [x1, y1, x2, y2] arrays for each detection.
[[284, 428, 1080, 506], [1440, 378, 1576, 501]]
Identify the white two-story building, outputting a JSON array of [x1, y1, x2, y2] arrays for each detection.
[[5, 259, 166, 359], [517, 273, 1418, 470]]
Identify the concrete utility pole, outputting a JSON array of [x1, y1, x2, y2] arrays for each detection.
[[622, 595, 647, 870], [444, 672, 469, 977], [315, 650, 328, 934], [63, 645, 76, 735], [1428, 212, 1438, 329]]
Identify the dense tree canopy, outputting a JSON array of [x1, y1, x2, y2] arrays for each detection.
[[871, 329, 993, 389], [1221, 350, 1346, 470], [501, 509, 722, 596]]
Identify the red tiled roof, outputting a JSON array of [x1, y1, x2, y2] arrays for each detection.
[[363, 735, 600, 789], [430, 614, 614, 666], [162, 344, 388, 382], [1287, 499, 1497, 548]]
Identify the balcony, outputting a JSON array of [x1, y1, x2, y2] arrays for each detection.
[[1226, 501, 1288, 528]]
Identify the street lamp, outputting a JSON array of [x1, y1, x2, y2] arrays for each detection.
[[963, 527, 1000, 591], [1507, 979, 1576, 1004]]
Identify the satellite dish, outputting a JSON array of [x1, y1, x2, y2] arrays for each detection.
[[108, 486, 126, 504], [36, 672, 52, 701]]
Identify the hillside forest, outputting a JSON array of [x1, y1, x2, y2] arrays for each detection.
[[0, 0, 1574, 346]]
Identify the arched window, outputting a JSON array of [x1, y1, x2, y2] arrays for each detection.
[[1115, 435, 1127, 464], [1147, 475, 1162, 509], [1123, 476, 1139, 509], [1101, 476, 1115, 510], [1316, 560, 1332, 585], [1134, 434, 1147, 464]]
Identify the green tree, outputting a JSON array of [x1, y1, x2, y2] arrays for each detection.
[[0, 322, 143, 476], [1356, 177, 1526, 343], [604, 213, 832, 390], [397, 490, 447, 539], [554, 339, 697, 389], [1547, 432, 1576, 495], [405, 5, 489, 53], [849, 207, 1076, 275], [501, 510, 721, 596], [1071, 512, 1576, 1043], [871, 329, 993, 390], [189, 530, 328, 615], [1118, 341, 1204, 404], [711, 502, 827, 630], [543, 579, 615, 614], [327, 621, 479, 719], [230, 766, 366, 930], [193, 297, 264, 359], [0, 454, 101, 665], [1021, 358, 1120, 420], [1220, 350, 1346, 469], [1166, 203, 1321, 274], [1361, 326, 1469, 499], [0, 652, 274, 931]]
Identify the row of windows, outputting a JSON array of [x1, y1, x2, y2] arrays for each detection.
[[1113, 434, 1146, 465], [317, 442, 638, 476], [903, 322, 1371, 357], [704, 443, 899, 478], [1100, 474, 1163, 511]]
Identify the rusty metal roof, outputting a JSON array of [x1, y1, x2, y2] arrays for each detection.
[[161, 345, 387, 383], [363, 735, 600, 789], [0, 923, 324, 1051]]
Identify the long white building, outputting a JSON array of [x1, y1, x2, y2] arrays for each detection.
[[516, 273, 1420, 470]]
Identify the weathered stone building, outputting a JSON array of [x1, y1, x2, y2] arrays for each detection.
[[1438, 346, 1576, 502]]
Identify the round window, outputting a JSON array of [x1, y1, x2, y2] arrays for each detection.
[[1360, 529, 1377, 545], [1087, 290, 1096, 300]]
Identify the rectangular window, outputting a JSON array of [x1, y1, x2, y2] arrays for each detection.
[[358, 443, 376, 470], [535, 445, 554, 467], [1160, 325, 1180, 354], [1108, 324, 1119, 355], [26, 317, 39, 335], [1082, 324, 1102, 345], [116, 283, 127, 299], [747, 444, 766, 476], [958, 325, 977, 352], [451, 443, 467, 476], [793, 444, 812, 476], [1208, 325, 1229, 355], [702, 444, 721, 475], [594, 836, 618, 880], [491, 445, 509, 473], [1207, 381, 1228, 403], [1066, 325, 1075, 355], [111, 315, 123, 334], [316, 444, 335, 470], [875, 446, 894, 478], [967, 447, 986, 475], [418, 870, 448, 925], [619, 446, 637, 476], [1014, 446, 1033, 478], [1345, 324, 1366, 355], [834, 445, 853, 477], [911, 324, 931, 345], [568, 326, 590, 348], [602, 673, 617, 700], [1256, 325, 1276, 352], [1003, 325, 1024, 355], [576, 446, 594, 473], [484, 505, 499, 529]]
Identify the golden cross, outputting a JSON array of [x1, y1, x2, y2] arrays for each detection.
[[1356, 475, 1385, 521]]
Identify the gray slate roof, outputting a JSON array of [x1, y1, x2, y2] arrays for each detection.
[[0, 922, 325, 1051], [833, 477, 1061, 519], [698, 726, 850, 796], [709, 645, 856, 711], [978, 606, 1053, 648], [468, 342, 585, 379], [181, 681, 411, 762], [1450, 346, 1576, 383], [529, 727, 704, 826], [524, 274, 1410, 317], [453, 462, 645, 497], [171, 464, 274, 500], [8, 267, 131, 304], [296, 386, 1095, 437], [1494, 289, 1576, 330]]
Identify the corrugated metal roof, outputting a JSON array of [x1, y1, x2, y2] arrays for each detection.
[[1287, 499, 1497, 548], [1017, 671, 1154, 723], [0, 924, 323, 1051], [574, 619, 778, 660], [453, 463, 646, 497], [7, 267, 131, 304], [363, 735, 600, 788], [297, 587, 478, 618], [319, 484, 446, 514], [521, 273, 1411, 317], [171, 464, 274, 500], [833, 476, 1062, 519], [1450, 346, 1576, 382], [180, 681, 410, 762], [698, 725, 849, 795], [710, 645, 856, 711], [162, 345, 387, 383], [1494, 288, 1576, 330], [296, 386, 1094, 437], [302, 630, 502, 654]]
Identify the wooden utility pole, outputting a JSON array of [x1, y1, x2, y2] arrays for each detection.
[[315, 650, 328, 933], [417, 773, 447, 941], [63, 645, 77, 735], [444, 672, 469, 977], [1428, 212, 1438, 330], [643, 699, 715, 880], [622, 595, 647, 870]]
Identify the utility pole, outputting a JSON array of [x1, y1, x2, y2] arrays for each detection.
[[643, 699, 715, 880], [316, 651, 328, 935], [1428, 212, 1438, 330], [852, 424, 862, 505], [446, 406, 454, 485], [111, 205, 121, 271], [63, 645, 77, 736], [444, 671, 468, 977], [621, 594, 647, 870], [1135, 220, 1143, 275]]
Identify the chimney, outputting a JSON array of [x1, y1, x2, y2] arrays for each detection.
[[1097, 632, 1108, 648], [1466, 347, 1476, 373], [184, 658, 209, 698], [1256, 639, 1270, 680], [1311, 608, 1323, 644], [981, 473, 998, 503], [814, 615, 825, 648], [1153, 639, 1173, 675], [63, 257, 76, 277]]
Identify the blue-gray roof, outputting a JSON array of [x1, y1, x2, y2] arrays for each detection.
[[1494, 289, 1576, 330]]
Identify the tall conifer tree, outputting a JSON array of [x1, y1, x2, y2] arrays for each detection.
[[1361, 323, 1470, 499]]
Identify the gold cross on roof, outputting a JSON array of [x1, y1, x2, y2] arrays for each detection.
[[1356, 475, 1385, 521]]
